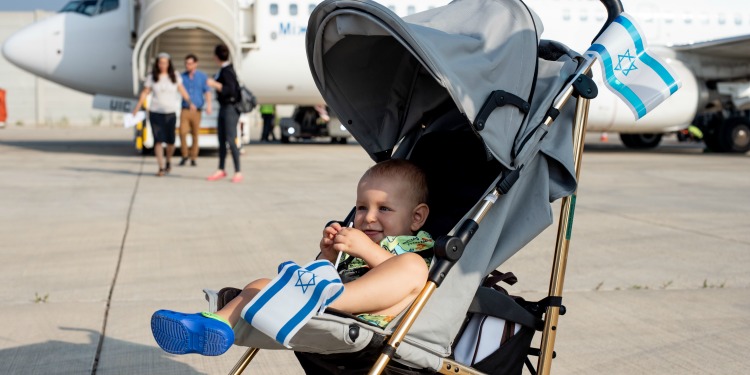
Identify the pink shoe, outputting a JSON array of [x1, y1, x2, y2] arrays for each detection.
[[231, 173, 243, 183], [207, 171, 227, 181]]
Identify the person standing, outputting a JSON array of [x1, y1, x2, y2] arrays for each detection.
[[133, 53, 192, 176], [259, 104, 276, 142], [179, 54, 212, 167], [206, 45, 243, 183]]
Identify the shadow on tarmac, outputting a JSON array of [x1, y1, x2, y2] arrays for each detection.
[[0, 138, 359, 162], [584, 143, 701, 153], [4, 135, 744, 159], [246, 140, 360, 146], [584, 141, 703, 154], [64, 167, 144, 176], [584, 142, 750, 157], [0, 327, 205, 375], [0, 139, 135, 157]]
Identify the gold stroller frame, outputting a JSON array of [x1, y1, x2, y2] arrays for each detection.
[[227, 0, 624, 373]]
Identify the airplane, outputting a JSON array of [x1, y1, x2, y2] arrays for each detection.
[[2, 0, 749, 153]]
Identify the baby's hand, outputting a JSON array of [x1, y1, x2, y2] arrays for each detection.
[[332, 227, 375, 259], [319, 222, 343, 261]]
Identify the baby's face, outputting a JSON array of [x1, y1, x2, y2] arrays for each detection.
[[354, 177, 418, 244]]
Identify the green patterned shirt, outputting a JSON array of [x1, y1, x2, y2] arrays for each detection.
[[343, 230, 434, 271], [338, 230, 434, 328]]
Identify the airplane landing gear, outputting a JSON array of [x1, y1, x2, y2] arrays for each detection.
[[698, 112, 750, 153]]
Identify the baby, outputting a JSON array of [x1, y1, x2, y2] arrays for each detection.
[[151, 159, 434, 355]]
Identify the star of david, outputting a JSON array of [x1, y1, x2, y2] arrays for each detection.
[[614, 49, 638, 77], [295, 270, 316, 293]]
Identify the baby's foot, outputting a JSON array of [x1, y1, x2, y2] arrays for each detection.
[[151, 310, 233, 356]]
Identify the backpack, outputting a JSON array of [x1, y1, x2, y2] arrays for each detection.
[[453, 271, 538, 375], [234, 85, 257, 113]]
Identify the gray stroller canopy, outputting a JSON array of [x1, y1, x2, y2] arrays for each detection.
[[309, 0, 546, 167]]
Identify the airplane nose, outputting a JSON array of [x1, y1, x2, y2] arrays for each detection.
[[2, 14, 64, 77]]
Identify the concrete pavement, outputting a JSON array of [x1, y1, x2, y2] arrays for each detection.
[[0, 127, 748, 374]]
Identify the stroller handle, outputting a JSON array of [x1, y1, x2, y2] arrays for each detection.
[[592, 0, 624, 43]]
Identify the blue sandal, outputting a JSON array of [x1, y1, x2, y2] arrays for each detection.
[[151, 310, 234, 356]]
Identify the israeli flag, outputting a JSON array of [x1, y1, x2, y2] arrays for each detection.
[[241, 260, 344, 347], [585, 13, 681, 119]]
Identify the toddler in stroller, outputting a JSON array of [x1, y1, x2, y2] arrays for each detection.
[[151, 159, 436, 356], [144, 0, 639, 371]]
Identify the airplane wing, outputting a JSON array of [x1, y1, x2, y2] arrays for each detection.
[[667, 34, 750, 80], [670, 34, 750, 60]]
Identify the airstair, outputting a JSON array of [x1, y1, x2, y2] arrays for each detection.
[[130, 0, 255, 94]]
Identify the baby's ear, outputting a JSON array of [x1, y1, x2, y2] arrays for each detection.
[[410, 203, 429, 232]]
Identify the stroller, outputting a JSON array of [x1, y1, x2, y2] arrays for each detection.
[[214, 0, 619, 373]]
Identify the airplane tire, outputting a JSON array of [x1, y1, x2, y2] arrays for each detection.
[[619, 133, 662, 149], [720, 117, 750, 153], [702, 130, 722, 152], [703, 133, 722, 152], [330, 137, 347, 144]]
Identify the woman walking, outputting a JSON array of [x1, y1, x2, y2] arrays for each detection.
[[133, 52, 192, 176], [206, 45, 243, 183]]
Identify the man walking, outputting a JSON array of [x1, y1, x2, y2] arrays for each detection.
[[179, 54, 212, 166]]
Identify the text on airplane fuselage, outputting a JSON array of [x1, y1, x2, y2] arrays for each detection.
[[279, 22, 307, 35]]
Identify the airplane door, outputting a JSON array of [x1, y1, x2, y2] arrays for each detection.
[[131, 0, 242, 94], [129, 0, 141, 46], [239, 0, 257, 45]]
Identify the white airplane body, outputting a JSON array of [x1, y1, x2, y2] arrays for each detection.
[[3, 0, 750, 151]]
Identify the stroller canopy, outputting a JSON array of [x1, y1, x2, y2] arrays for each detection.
[[307, 0, 544, 167]]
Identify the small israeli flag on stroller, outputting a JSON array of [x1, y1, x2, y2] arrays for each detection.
[[241, 260, 344, 347], [586, 12, 681, 119]]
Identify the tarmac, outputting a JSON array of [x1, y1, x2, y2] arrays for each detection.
[[0, 126, 748, 374]]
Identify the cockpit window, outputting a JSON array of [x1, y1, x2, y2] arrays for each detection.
[[100, 0, 119, 13], [60, 0, 119, 16], [60, 0, 97, 15]]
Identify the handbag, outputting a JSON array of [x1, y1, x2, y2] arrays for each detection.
[[234, 85, 257, 113]]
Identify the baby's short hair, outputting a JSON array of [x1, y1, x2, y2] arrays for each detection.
[[361, 159, 428, 205]]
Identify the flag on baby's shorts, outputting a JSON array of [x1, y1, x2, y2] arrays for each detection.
[[241, 260, 344, 347]]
